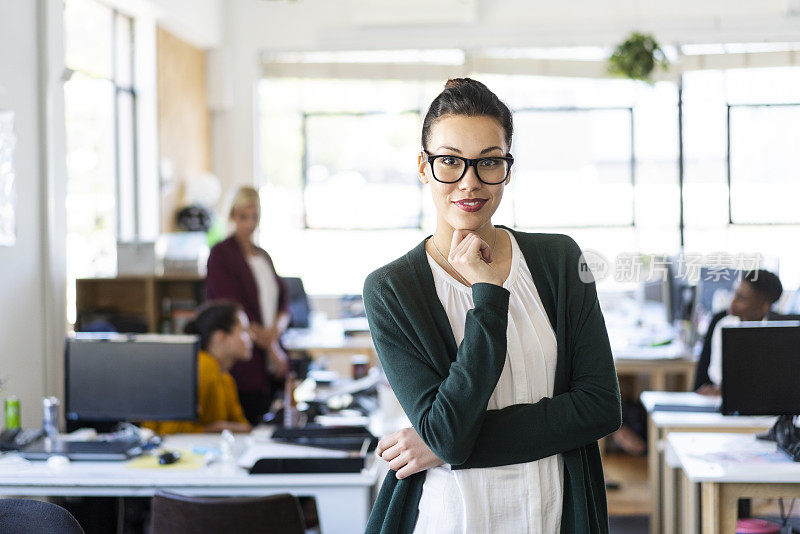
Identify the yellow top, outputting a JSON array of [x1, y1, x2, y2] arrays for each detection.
[[142, 350, 248, 434]]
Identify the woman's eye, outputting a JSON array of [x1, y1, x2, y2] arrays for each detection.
[[441, 157, 458, 166], [480, 158, 499, 167]]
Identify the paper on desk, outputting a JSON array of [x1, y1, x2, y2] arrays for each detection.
[[612, 342, 686, 360], [127, 450, 204, 470], [237, 441, 350, 470]]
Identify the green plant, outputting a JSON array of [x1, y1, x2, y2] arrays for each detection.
[[608, 32, 669, 82]]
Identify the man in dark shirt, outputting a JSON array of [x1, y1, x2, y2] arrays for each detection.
[[694, 269, 790, 395]]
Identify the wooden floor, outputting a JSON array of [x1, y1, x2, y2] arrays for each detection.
[[604, 452, 650, 516]]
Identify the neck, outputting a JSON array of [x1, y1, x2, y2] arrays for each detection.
[[234, 233, 253, 250], [206, 347, 234, 372], [432, 220, 496, 255]]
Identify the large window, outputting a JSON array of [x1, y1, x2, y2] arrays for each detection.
[[257, 65, 800, 294], [303, 111, 422, 229], [258, 76, 679, 294], [64, 0, 140, 321], [728, 104, 800, 224], [682, 67, 800, 289]]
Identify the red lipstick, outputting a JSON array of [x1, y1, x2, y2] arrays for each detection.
[[453, 198, 488, 212]]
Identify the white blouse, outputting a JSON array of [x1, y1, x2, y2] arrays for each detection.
[[246, 254, 279, 329], [413, 229, 564, 534]]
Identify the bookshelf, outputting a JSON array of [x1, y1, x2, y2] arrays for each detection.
[[75, 276, 205, 334]]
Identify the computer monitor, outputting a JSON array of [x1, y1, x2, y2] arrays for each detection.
[[695, 267, 742, 316], [641, 255, 687, 325], [721, 321, 800, 460], [284, 277, 310, 328], [721, 321, 800, 416], [65, 334, 198, 423]]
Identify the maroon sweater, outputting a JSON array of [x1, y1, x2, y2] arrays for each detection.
[[205, 236, 289, 394]]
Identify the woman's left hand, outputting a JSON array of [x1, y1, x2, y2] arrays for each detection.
[[250, 323, 272, 349], [376, 427, 444, 479], [267, 341, 289, 378]]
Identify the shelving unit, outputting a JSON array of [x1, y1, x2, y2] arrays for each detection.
[[75, 276, 205, 333]]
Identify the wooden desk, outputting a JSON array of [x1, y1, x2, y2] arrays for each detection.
[[615, 356, 696, 392], [668, 432, 800, 534], [639, 392, 775, 534], [0, 433, 380, 534]]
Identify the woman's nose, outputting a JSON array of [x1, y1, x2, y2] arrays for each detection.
[[459, 165, 482, 191]]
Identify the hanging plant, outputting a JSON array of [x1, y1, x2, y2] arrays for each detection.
[[608, 32, 669, 82]]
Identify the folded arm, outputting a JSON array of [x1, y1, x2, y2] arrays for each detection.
[[365, 275, 510, 466]]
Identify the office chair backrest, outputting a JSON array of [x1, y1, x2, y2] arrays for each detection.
[[0, 498, 85, 534], [150, 491, 306, 534]]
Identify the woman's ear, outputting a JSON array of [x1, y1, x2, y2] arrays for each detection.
[[209, 329, 227, 349], [418, 152, 429, 184]]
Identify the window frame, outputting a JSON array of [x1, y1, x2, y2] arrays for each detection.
[[726, 102, 800, 226], [65, 2, 140, 241]]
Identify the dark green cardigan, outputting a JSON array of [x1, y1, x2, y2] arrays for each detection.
[[362, 228, 622, 534]]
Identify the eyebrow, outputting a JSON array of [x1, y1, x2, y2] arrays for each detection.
[[435, 145, 504, 155]]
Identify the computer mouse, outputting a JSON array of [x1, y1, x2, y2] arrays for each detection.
[[158, 451, 181, 465]]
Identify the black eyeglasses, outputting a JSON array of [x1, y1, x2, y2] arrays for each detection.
[[424, 152, 514, 185]]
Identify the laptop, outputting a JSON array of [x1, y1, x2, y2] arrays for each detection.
[[19, 438, 143, 461]]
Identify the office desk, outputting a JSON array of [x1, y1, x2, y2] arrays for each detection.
[[614, 343, 695, 392], [640, 392, 776, 534], [283, 324, 374, 357], [0, 434, 380, 534], [667, 432, 800, 534]]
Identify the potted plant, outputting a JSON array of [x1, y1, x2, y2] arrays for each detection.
[[608, 32, 669, 82]]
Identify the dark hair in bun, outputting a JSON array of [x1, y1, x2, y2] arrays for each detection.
[[421, 78, 513, 151], [184, 300, 243, 351]]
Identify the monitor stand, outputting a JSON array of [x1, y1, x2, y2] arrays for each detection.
[[757, 415, 800, 461]]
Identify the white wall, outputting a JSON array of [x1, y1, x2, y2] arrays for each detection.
[[0, 0, 49, 426]]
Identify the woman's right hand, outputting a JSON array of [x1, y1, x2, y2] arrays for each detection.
[[448, 229, 504, 286], [376, 427, 444, 479]]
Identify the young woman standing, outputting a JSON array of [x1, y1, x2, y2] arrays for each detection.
[[364, 78, 622, 533], [206, 187, 291, 425]]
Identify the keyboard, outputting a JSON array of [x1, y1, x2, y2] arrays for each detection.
[[0, 428, 44, 451], [20, 438, 143, 461], [652, 404, 720, 413], [272, 425, 378, 451]]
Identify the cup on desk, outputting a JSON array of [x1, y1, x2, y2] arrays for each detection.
[[351, 355, 370, 380]]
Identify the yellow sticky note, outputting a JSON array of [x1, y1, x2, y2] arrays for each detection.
[[126, 450, 204, 470]]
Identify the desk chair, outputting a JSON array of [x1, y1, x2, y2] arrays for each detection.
[[0, 498, 85, 534], [150, 491, 306, 534]]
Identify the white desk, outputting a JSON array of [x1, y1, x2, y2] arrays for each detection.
[[283, 319, 374, 356], [0, 434, 380, 534], [667, 432, 800, 534], [639, 391, 776, 534]]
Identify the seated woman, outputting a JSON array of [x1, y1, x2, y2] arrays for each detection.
[[144, 301, 253, 434]]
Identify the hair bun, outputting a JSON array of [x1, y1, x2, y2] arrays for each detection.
[[444, 78, 467, 90]]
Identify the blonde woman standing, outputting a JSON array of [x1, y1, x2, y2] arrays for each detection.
[[206, 186, 290, 425]]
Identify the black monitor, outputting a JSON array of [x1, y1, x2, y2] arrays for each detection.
[[721, 322, 800, 460], [284, 277, 310, 328], [65, 334, 198, 423], [721, 321, 800, 416]]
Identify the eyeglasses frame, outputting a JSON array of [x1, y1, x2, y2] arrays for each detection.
[[422, 151, 514, 185]]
